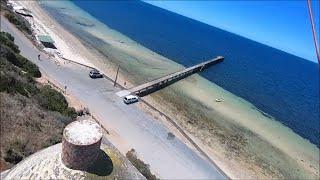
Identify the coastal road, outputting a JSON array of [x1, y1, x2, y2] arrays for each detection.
[[1, 18, 226, 179]]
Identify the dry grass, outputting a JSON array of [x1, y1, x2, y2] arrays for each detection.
[[0, 31, 76, 171], [0, 92, 73, 170]]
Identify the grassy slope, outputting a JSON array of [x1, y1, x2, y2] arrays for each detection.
[[0, 31, 76, 171]]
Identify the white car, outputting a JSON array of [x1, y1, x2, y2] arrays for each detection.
[[123, 95, 139, 104]]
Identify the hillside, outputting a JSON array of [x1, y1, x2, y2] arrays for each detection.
[[0, 31, 77, 171]]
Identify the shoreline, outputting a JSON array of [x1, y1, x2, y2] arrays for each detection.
[[8, 0, 319, 179], [1, 17, 227, 178], [3, 1, 228, 178]]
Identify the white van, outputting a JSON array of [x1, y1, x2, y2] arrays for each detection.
[[123, 95, 139, 104]]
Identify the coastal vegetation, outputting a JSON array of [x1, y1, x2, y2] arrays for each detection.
[[4, 13, 32, 35], [1, 32, 40, 78], [0, 31, 76, 171], [1, 0, 32, 35], [126, 149, 158, 180]]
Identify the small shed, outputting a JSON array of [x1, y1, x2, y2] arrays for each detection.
[[37, 35, 56, 49]]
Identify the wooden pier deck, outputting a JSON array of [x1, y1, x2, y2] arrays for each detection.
[[117, 56, 224, 97]]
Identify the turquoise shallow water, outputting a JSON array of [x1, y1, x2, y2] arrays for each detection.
[[38, 2, 320, 177], [41, 0, 319, 148]]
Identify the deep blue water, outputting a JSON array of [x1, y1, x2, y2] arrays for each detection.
[[71, 1, 319, 146]]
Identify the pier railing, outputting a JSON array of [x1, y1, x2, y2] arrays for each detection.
[[128, 56, 224, 96]]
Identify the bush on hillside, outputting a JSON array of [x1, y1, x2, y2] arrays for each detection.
[[35, 85, 77, 118], [126, 149, 158, 180], [0, 92, 75, 169], [4, 149, 23, 164], [19, 55, 41, 77], [0, 31, 77, 171], [0, 32, 41, 78], [0, 31, 19, 53], [0, 31, 75, 118], [0, 58, 39, 96], [4, 12, 32, 35]]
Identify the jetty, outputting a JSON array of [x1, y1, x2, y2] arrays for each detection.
[[117, 56, 224, 97]]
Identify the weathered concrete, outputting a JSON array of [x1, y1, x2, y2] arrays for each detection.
[[62, 120, 103, 170], [2, 141, 145, 180], [122, 56, 224, 97]]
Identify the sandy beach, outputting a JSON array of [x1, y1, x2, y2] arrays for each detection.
[[1, 3, 227, 179], [5, 0, 319, 179]]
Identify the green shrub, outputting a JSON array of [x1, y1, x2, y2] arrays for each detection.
[[1, 31, 75, 117], [19, 55, 41, 78], [63, 107, 78, 119], [0, 31, 19, 53], [4, 12, 32, 35], [1, 0, 9, 11], [35, 86, 77, 118], [0, 31, 78, 170], [4, 148, 23, 164], [14, 83, 34, 97], [36, 85, 68, 112], [1, 41, 41, 78], [0, 64, 39, 96], [4, 139, 26, 164], [126, 149, 158, 180]]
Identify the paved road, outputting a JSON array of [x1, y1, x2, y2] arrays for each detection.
[[1, 18, 226, 179]]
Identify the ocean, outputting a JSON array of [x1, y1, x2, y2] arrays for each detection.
[[41, 1, 319, 147]]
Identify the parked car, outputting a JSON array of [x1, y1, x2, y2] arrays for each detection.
[[123, 95, 139, 104], [89, 69, 103, 78]]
